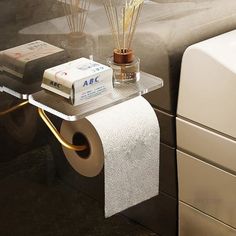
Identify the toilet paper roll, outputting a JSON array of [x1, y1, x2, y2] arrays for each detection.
[[60, 118, 104, 177], [60, 96, 160, 217]]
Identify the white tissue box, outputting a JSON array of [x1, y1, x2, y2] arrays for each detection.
[[0, 40, 66, 83], [41, 57, 113, 106]]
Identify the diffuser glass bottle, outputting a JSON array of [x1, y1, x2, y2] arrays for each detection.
[[61, 0, 93, 59], [103, 0, 143, 85]]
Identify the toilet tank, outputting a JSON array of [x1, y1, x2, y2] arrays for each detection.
[[177, 30, 236, 139]]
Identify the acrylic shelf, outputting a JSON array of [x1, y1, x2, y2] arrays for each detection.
[[29, 71, 163, 121], [0, 74, 41, 99]]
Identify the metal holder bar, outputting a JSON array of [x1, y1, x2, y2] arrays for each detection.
[[38, 108, 87, 151], [0, 101, 29, 116]]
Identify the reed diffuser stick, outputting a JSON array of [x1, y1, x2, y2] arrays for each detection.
[[62, 0, 91, 34], [103, 0, 144, 54]]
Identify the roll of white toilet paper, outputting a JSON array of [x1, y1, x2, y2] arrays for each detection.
[[60, 96, 160, 217]]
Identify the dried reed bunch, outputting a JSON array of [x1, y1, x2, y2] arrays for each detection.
[[62, 0, 91, 34], [103, 0, 144, 54]]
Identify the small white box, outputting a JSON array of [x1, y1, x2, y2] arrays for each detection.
[[41, 58, 113, 106]]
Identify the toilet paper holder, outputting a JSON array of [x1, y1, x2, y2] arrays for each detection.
[[0, 71, 163, 151], [32, 71, 163, 151]]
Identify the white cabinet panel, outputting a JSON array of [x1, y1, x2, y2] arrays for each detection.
[[177, 118, 236, 173], [179, 201, 236, 236], [177, 150, 236, 228]]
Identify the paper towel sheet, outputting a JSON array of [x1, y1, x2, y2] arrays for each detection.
[[87, 97, 160, 217], [61, 96, 160, 217]]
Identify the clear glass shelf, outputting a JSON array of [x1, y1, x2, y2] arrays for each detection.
[[29, 71, 163, 121], [0, 74, 41, 99]]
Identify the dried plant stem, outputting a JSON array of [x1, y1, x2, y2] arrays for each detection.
[[115, 7, 121, 50], [127, 7, 135, 49], [104, 4, 117, 48], [103, 0, 144, 54], [62, 0, 91, 34], [123, 7, 126, 51], [81, 0, 91, 32], [128, 3, 143, 50]]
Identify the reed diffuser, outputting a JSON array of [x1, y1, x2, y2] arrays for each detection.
[[103, 0, 144, 84], [61, 0, 92, 58]]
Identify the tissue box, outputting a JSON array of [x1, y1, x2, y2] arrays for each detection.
[[0, 40, 66, 84], [41, 58, 113, 106]]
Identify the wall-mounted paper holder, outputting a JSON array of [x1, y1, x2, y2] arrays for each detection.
[[1, 71, 163, 151], [31, 71, 163, 151]]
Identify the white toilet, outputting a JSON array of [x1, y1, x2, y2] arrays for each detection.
[[177, 30, 236, 235]]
